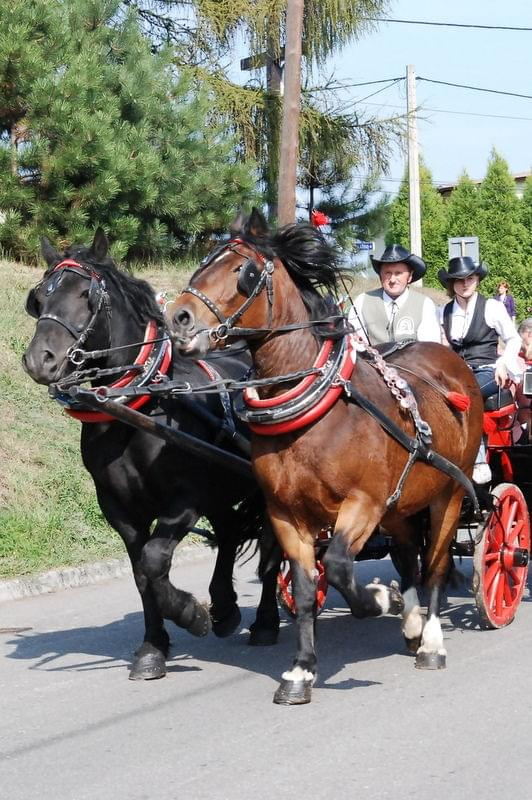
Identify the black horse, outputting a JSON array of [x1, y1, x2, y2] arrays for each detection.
[[22, 229, 280, 680]]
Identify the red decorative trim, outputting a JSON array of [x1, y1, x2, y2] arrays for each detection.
[[197, 359, 218, 382], [244, 339, 334, 408], [248, 338, 356, 436], [65, 321, 172, 423]]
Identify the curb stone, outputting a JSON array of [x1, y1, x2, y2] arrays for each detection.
[[0, 542, 211, 604]]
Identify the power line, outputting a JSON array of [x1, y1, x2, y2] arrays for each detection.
[[360, 101, 532, 123], [323, 75, 532, 102], [418, 76, 532, 100], [365, 17, 532, 32]]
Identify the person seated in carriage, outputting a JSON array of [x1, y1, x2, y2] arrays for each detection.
[[515, 317, 532, 440], [438, 257, 523, 483], [348, 244, 441, 345]]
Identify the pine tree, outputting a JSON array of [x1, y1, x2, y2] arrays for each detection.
[[445, 171, 481, 239], [123, 1, 400, 220], [385, 160, 447, 285], [0, 0, 257, 261], [476, 150, 528, 309]]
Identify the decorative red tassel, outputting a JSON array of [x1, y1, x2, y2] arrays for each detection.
[[446, 391, 470, 412]]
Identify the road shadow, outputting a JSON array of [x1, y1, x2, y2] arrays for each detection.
[[4, 556, 526, 689]]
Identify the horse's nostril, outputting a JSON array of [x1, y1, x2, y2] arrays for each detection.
[[175, 309, 193, 329]]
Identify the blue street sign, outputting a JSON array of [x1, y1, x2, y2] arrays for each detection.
[[356, 241, 374, 251]]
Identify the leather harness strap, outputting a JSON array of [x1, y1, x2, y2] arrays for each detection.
[[345, 380, 481, 516]]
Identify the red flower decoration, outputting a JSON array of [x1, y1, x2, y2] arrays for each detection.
[[311, 210, 330, 227]]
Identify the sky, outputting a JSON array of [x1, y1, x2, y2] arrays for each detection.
[[318, 0, 531, 197]]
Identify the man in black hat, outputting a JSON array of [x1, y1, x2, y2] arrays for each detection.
[[439, 256, 522, 482], [348, 244, 440, 345]]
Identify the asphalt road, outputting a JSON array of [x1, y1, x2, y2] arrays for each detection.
[[1, 550, 532, 800]]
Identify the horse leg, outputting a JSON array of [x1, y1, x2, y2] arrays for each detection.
[[248, 531, 281, 646], [208, 507, 242, 638], [140, 510, 211, 641], [414, 486, 464, 670], [209, 503, 280, 645], [94, 486, 170, 680], [269, 514, 317, 705], [389, 518, 426, 653], [323, 498, 404, 619]]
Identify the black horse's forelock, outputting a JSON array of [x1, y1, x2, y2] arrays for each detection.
[[54, 244, 164, 325]]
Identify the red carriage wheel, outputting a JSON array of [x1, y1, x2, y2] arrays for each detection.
[[473, 483, 530, 629], [276, 558, 328, 618]]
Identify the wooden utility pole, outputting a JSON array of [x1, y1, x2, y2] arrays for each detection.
[[277, 0, 304, 225], [241, 47, 283, 222], [406, 65, 422, 261]]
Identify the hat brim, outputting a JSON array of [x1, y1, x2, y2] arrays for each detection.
[[438, 262, 488, 286], [370, 252, 426, 283]]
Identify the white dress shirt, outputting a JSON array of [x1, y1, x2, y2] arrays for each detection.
[[348, 288, 441, 343], [438, 293, 523, 381]]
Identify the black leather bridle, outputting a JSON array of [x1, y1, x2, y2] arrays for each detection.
[[26, 259, 112, 366], [180, 240, 275, 342]]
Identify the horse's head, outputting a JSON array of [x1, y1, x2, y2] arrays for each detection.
[[166, 208, 346, 358], [166, 208, 278, 356], [22, 229, 114, 385]]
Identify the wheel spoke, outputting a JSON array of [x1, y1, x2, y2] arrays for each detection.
[[509, 519, 524, 545], [490, 519, 504, 549], [500, 497, 518, 542], [484, 560, 500, 599], [503, 577, 515, 607], [494, 571, 505, 617]]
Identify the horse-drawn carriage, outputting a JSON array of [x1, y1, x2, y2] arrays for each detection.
[[23, 216, 531, 705]]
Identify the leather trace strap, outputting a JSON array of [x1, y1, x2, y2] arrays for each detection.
[[344, 380, 481, 516]]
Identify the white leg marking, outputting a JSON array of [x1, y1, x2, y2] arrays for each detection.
[[417, 613, 446, 656], [365, 582, 391, 615], [281, 665, 314, 682], [402, 586, 424, 641]]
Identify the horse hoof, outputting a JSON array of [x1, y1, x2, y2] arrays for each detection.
[[248, 625, 279, 647], [415, 651, 446, 670], [389, 586, 404, 615], [212, 605, 241, 638], [404, 635, 422, 654], [187, 603, 212, 637], [273, 678, 313, 705], [129, 645, 167, 680]]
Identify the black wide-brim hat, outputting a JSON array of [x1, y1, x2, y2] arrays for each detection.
[[438, 256, 488, 286], [370, 244, 426, 283]]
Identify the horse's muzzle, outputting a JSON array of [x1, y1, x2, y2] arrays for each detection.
[[168, 304, 212, 355]]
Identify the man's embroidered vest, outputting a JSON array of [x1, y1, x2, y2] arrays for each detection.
[[360, 288, 425, 345]]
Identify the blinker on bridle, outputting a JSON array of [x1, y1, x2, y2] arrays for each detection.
[[180, 239, 275, 342], [27, 259, 111, 365]]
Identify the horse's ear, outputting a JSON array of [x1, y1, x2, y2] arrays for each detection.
[[91, 228, 109, 260], [229, 209, 246, 237], [41, 237, 60, 266], [246, 207, 269, 238]]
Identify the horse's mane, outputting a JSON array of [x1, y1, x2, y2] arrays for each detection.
[[50, 244, 164, 326], [239, 222, 351, 339]]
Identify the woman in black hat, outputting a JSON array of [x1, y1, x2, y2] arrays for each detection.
[[439, 256, 522, 481], [348, 244, 441, 345]]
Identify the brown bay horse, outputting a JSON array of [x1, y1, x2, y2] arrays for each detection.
[[166, 209, 484, 705]]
